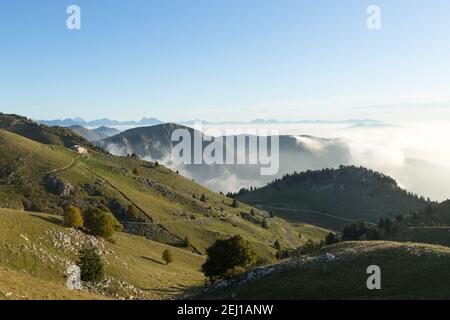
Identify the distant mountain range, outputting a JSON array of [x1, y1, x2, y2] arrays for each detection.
[[38, 117, 383, 127], [38, 117, 163, 127], [69, 125, 120, 142]]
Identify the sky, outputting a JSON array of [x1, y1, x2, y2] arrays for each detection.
[[1, 0, 450, 123]]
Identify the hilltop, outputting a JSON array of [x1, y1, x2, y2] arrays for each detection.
[[236, 166, 427, 230], [0, 113, 92, 148], [200, 240, 450, 299]]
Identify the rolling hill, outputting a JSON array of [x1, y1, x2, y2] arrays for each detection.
[[0, 128, 328, 263], [199, 241, 450, 299], [0, 113, 92, 148], [236, 166, 427, 231]]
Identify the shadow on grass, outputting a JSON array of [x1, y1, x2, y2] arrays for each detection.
[[30, 214, 62, 226], [140, 283, 205, 299], [140, 256, 165, 265]]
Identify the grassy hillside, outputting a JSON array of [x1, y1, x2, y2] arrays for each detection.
[[0, 208, 205, 300], [237, 166, 427, 230], [0, 129, 328, 264], [0, 113, 92, 148], [200, 241, 450, 299]]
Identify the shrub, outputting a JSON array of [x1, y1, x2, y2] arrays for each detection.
[[231, 199, 238, 208], [78, 246, 104, 282], [302, 239, 322, 255], [261, 218, 269, 229], [366, 228, 381, 240], [274, 240, 281, 250], [325, 232, 339, 245], [223, 266, 246, 279], [132, 167, 140, 176], [64, 205, 84, 228], [184, 236, 191, 248], [127, 205, 139, 217], [200, 194, 207, 202], [202, 235, 255, 282], [84, 208, 115, 239], [162, 249, 174, 265]]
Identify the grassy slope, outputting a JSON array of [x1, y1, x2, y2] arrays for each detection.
[[201, 241, 450, 300], [0, 208, 205, 300], [0, 266, 108, 300], [0, 129, 328, 269]]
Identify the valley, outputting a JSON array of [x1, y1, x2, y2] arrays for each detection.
[[0, 112, 450, 300]]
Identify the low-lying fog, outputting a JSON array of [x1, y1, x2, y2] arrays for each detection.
[[194, 122, 450, 202]]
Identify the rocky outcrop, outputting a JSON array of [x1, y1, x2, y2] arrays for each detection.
[[42, 174, 74, 196]]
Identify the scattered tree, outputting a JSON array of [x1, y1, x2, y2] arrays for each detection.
[[64, 205, 84, 228], [78, 246, 104, 282], [325, 232, 339, 245], [274, 240, 281, 250], [184, 236, 191, 248], [202, 235, 255, 282], [231, 199, 238, 208], [261, 218, 269, 229], [162, 249, 174, 265], [84, 208, 115, 239], [127, 205, 139, 217], [342, 220, 367, 241], [366, 228, 381, 240]]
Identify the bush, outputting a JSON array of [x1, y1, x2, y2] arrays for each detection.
[[78, 246, 104, 282], [184, 236, 191, 248], [302, 239, 322, 255], [366, 228, 381, 240], [162, 249, 174, 265], [200, 194, 207, 202], [127, 205, 139, 217], [231, 199, 238, 208], [84, 208, 115, 239], [132, 167, 140, 176], [261, 218, 269, 229], [325, 232, 339, 245], [64, 205, 84, 228], [223, 266, 246, 279], [342, 220, 367, 241], [202, 235, 255, 282], [274, 240, 281, 250]]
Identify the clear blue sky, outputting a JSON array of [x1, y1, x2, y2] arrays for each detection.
[[1, 0, 450, 122]]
